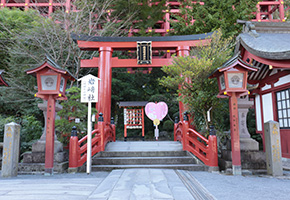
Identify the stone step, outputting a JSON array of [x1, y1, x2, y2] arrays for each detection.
[[97, 150, 188, 157], [105, 141, 183, 152], [93, 156, 196, 165], [89, 142, 208, 172], [18, 161, 68, 174], [91, 164, 208, 171]]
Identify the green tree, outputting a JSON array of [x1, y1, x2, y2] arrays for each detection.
[[170, 0, 258, 37], [55, 87, 97, 145], [0, 114, 43, 155], [0, 8, 40, 68], [160, 30, 234, 131], [111, 67, 175, 138], [0, 1, 135, 149], [0, 0, 134, 117], [0, 8, 45, 118], [111, 0, 167, 36]]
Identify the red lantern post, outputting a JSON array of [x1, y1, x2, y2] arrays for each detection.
[[26, 56, 75, 175], [209, 54, 258, 175]]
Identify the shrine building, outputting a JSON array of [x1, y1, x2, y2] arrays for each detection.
[[236, 21, 290, 159]]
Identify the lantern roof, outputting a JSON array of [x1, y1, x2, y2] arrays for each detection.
[[26, 55, 76, 81], [0, 70, 9, 87], [209, 54, 258, 79]]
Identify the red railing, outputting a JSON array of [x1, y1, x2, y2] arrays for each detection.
[[174, 116, 218, 168], [68, 113, 115, 170], [174, 121, 183, 142]]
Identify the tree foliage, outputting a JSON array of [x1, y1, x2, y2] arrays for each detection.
[[0, 114, 43, 155], [111, 0, 167, 36], [170, 0, 258, 37], [111, 67, 179, 138], [0, 1, 135, 147], [160, 30, 234, 131], [0, 0, 136, 125], [55, 87, 97, 145]]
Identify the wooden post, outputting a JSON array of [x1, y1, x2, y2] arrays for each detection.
[[208, 135, 219, 169], [279, 0, 285, 22], [142, 107, 145, 138], [182, 113, 189, 150], [174, 116, 178, 141], [45, 95, 56, 175], [48, 0, 53, 16], [229, 92, 242, 175], [68, 126, 79, 173], [98, 113, 105, 151]]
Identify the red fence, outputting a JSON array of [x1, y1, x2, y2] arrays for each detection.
[[68, 113, 115, 170], [174, 116, 218, 168]]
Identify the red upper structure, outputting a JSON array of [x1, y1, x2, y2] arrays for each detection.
[[1, 1, 287, 35], [254, 0, 286, 22]]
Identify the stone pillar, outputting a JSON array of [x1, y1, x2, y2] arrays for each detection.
[[1, 122, 21, 178], [238, 96, 259, 151], [32, 100, 63, 153], [264, 121, 283, 176]]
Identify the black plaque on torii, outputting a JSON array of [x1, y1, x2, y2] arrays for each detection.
[[137, 41, 152, 64]]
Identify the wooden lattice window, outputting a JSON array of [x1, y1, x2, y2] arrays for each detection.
[[276, 88, 290, 128]]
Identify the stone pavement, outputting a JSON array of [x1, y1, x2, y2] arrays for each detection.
[[1, 169, 290, 200]]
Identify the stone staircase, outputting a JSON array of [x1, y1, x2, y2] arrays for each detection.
[[90, 141, 208, 171]]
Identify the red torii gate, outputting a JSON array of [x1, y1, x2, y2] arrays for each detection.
[[72, 33, 213, 124]]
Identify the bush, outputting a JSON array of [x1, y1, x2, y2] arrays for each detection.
[[20, 115, 43, 153], [0, 114, 43, 154], [162, 120, 174, 132], [55, 86, 97, 146]]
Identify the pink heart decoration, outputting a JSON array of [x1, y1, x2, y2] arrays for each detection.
[[145, 102, 168, 121]]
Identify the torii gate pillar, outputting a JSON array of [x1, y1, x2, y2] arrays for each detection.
[[97, 47, 113, 123], [177, 46, 190, 121]]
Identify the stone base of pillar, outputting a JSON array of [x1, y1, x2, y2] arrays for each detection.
[[20, 140, 68, 174], [18, 100, 68, 174], [232, 165, 242, 175], [32, 140, 63, 153], [18, 162, 68, 174], [219, 149, 266, 172], [240, 137, 259, 151], [22, 151, 67, 163]]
